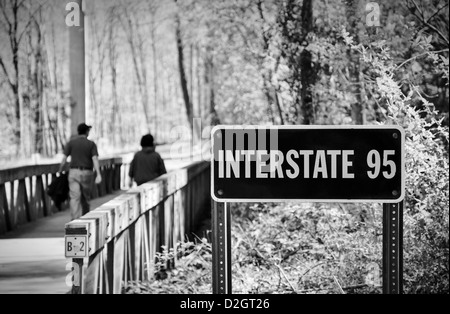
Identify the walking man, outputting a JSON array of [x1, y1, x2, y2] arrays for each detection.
[[59, 123, 102, 220]]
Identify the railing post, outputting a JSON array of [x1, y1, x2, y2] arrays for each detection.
[[9, 180, 16, 229], [113, 163, 121, 191], [43, 174, 52, 216], [0, 184, 9, 234], [105, 240, 114, 294], [35, 175, 47, 218], [17, 179, 30, 224]]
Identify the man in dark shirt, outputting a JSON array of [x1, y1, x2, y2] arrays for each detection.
[[59, 123, 102, 220], [129, 134, 167, 186]]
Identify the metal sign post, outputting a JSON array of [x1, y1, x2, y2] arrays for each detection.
[[383, 202, 403, 294], [212, 201, 232, 294]]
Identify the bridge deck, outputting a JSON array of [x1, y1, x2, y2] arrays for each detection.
[[0, 157, 200, 294], [0, 191, 124, 294]]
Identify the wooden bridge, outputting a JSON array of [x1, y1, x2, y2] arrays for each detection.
[[0, 155, 211, 294]]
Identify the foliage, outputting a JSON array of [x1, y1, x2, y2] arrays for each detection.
[[126, 240, 212, 294], [231, 203, 382, 294], [127, 202, 385, 295], [343, 28, 449, 293]]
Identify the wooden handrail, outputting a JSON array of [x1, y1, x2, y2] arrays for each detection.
[[0, 158, 123, 184], [0, 158, 123, 235], [65, 161, 211, 294]]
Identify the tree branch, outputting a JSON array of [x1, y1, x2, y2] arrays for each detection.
[[0, 55, 15, 90], [426, 3, 449, 24], [407, 0, 449, 45], [275, 264, 298, 294], [396, 49, 450, 70], [333, 276, 346, 294], [17, 1, 48, 45], [0, 0, 12, 28]]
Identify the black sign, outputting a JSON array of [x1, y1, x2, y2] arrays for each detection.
[[211, 126, 405, 203]]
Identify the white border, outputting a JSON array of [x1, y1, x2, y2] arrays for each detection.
[[211, 125, 406, 204]]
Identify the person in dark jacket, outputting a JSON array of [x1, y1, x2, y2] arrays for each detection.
[[129, 134, 167, 186]]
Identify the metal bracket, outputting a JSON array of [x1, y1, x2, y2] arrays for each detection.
[[212, 202, 232, 294], [383, 202, 403, 294]]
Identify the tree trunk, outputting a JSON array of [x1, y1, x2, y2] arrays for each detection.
[[160, 69, 168, 143], [189, 44, 194, 116], [109, 16, 119, 146], [174, 12, 195, 137], [274, 87, 285, 125], [204, 50, 220, 126], [151, 21, 159, 139], [257, 0, 284, 125], [0, 0, 24, 155], [262, 75, 276, 124], [344, 0, 365, 125], [31, 15, 44, 156], [195, 45, 202, 120], [13, 2, 22, 154], [137, 32, 151, 133], [300, 0, 315, 125], [120, 7, 151, 132]]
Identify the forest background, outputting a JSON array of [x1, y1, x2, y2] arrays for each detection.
[[0, 0, 448, 293]]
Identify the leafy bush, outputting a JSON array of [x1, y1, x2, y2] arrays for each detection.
[[127, 202, 386, 294], [343, 29, 449, 294], [126, 240, 212, 294], [231, 203, 382, 294]]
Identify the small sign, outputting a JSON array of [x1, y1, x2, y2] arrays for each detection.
[[65, 236, 88, 258], [211, 126, 405, 203]]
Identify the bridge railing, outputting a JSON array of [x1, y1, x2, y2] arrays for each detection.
[[65, 161, 211, 294], [0, 158, 123, 235]]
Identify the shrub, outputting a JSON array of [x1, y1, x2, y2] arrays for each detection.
[[343, 29, 449, 293]]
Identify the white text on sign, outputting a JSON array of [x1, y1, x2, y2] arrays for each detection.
[[217, 149, 397, 180]]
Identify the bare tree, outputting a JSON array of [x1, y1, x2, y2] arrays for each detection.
[[148, 1, 160, 139], [0, 0, 25, 154], [0, 0, 49, 155], [107, 6, 120, 145], [118, 2, 151, 132], [25, 4, 45, 155], [204, 46, 220, 126], [174, 1, 195, 137], [87, 3, 108, 141], [196, 44, 203, 120]]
